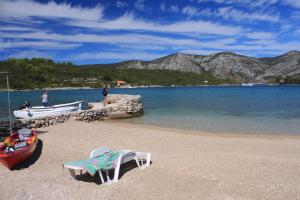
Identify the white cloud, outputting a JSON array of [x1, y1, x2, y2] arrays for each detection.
[[227, 40, 300, 52], [0, 31, 235, 49], [161, 3, 179, 13], [0, 26, 37, 32], [118, 44, 167, 50], [245, 32, 276, 40], [0, 40, 81, 50], [0, 1, 241, 37], [74, 51, 164, 61], [67, 13, 241, 36], [240, 0, 280, 8], [243, 0, 279, 8], [217, 7, 279, 22], [0, 0, 103, 21], [180, 49, 220, 55], [281, 0, 300, 8], [182, 5, 200, 17], [290, 11, 300, 20], [0, 0, 297, 60], [2, 29, 298, 54], [170, 5, 179, 12], [160, 2, 166, 11], [197, 0, 279, 8], [186, 5, 279, 23], [134, 0, 145, 11], [198, 8, 214, 17], [280, 24, 293, 32], [7, 50, 54, 59], [116, 1, 128, 8]]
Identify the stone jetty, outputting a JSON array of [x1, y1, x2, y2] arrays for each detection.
[[105, 94, 144, 116]]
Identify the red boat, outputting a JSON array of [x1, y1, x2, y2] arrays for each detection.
[[0, 129, 37, 169]]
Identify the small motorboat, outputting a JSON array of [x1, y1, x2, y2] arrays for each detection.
[[241, 83, 254, 86], [13, 101, 84, 119], [0, 128, 37, 169]]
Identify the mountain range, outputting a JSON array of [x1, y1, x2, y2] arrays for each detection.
[[0, 50, 299, 90], [83, 50, 300, 83]]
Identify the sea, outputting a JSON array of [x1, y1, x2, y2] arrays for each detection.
[[0, 85, 299, 135]]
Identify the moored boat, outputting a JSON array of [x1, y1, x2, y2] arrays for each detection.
[[241, 83, 254, 86], [0, 128, 37, 169], [13, 101, 84, 119]]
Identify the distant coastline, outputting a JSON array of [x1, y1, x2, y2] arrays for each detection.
[[0, 87, 94, 92], [0, 83, 295, 92]]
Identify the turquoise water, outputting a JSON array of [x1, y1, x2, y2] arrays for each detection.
[[0, 85, 299, 135]]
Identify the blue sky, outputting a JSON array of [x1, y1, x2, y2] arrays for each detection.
[[0, 0, 300, 64]]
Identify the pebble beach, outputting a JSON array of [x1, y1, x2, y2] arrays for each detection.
[[1, 120, 300, 200]]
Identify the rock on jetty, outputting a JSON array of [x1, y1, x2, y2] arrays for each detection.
[[25, 109, 105, 129], [105, 94, 144, 117]]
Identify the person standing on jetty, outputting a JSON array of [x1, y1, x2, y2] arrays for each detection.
[[102, 86, 108, 106], [41, 90, 49, 107]]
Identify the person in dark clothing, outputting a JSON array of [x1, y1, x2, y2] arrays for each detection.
[[102, 86, 109, 106], [102, 87, 108, 97]]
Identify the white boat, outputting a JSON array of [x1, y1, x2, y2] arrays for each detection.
[[241, 83, 254, 86], [13, 101, 84, 119]]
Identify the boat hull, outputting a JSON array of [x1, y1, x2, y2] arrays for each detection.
[[0, 131, 37, 169], [14, 106, 80, 119], [13, 101, 83, 119]]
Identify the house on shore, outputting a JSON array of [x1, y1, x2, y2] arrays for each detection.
[[116, 80, 126, 87]]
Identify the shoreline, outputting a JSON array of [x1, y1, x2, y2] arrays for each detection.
[[1, 83, 298, 92], [102, 119, 300, 139], [1, 118, 299, 140]]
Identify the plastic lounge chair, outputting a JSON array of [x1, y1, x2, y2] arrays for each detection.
[[63, 147, 151, 185]]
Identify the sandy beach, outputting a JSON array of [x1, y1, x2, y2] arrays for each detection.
[[1, 120, 300, 200]]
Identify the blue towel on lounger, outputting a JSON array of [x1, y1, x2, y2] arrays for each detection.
[[64, 151, 122, 176]]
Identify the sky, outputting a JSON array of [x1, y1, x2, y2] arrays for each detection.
[[0, 0, 300, 64]]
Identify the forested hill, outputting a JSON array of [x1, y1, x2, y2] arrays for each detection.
[[0, 58, 228, 90]]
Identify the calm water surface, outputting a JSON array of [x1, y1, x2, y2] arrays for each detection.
[[0, 85, 299, 135]]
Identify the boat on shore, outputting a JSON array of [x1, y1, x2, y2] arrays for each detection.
[[13, 101, 84, 119], [0, 128, 37, 169]]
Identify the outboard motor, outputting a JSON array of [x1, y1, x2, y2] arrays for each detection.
[[19, 101, 31, 110]]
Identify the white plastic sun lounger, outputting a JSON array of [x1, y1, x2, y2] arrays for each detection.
[[63, 147, 151, 185]]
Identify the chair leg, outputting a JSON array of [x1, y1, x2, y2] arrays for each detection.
[[69, 169, 76, 179], [146, 153, 151, 167], [105, 171, 113, 185], [113, 156, 122, 183], [135, 157, 141, 168], [99, 170, 114, 185], [98, 170, 105, 184], [140, 159, 147, 169]]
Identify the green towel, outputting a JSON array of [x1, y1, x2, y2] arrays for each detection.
[[65, 151, 122, 176]]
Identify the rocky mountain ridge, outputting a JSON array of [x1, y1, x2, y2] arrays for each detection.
[[84, 51, 300, 83]]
